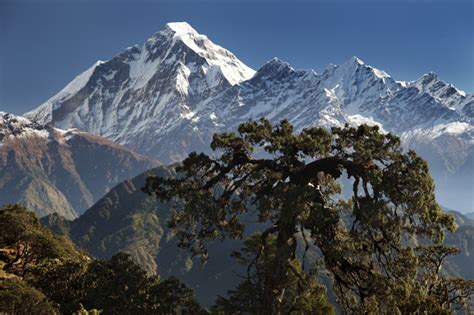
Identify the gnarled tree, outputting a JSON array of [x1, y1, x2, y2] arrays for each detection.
[[144, 119, 471, 314]]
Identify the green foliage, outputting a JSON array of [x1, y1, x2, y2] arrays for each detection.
[[149, 276, 204, 314], [79, 252, 156, 313], [0, 276, 58, 314], [0, 204, 203, 315], [30, 260, 89, 314], [0, 204, 85, 277], [73, 304, 102, 315], [145, 119, 472, 314], [31, 252, 203, 315]]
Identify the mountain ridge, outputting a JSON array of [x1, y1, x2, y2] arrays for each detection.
[[0, 112, 159, 218]]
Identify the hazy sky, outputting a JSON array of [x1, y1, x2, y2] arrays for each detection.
[[1, 0, 473, 115]]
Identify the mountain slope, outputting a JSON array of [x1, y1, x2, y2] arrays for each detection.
[[46, 166, 243, 306], [444, 211, 474, 279], [24, 22, 473, 211], [0, 112, 159, 219]]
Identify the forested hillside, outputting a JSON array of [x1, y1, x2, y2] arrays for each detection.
[[0, 204, 203, 314]]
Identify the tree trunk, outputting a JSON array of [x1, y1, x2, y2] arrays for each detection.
[[263, 221, 296, 315]]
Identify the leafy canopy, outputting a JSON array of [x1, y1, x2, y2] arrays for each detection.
[[145, 119, 470, 313]]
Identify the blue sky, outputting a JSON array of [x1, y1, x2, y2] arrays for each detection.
[[1, 0, 473, 115]]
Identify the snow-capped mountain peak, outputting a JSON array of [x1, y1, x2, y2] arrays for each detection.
[[251, 58, 295, 82], [337, 56, 391, 79], [165, 21, 199, 36], [315, 56, 399, 118], [411, 72, 472, 115], [25, 22, 256, 134], [417, 71, 438, 82], [349, 55, 365, 65], [146, 21, 255, 86]]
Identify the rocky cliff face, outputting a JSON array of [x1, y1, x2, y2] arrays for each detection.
[[0, 112, 159, 218], [24, 22, 473, 211]]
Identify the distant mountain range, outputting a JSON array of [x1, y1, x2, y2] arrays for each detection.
[[23, 22, 472, 211], [0, 112, 158, 218]]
